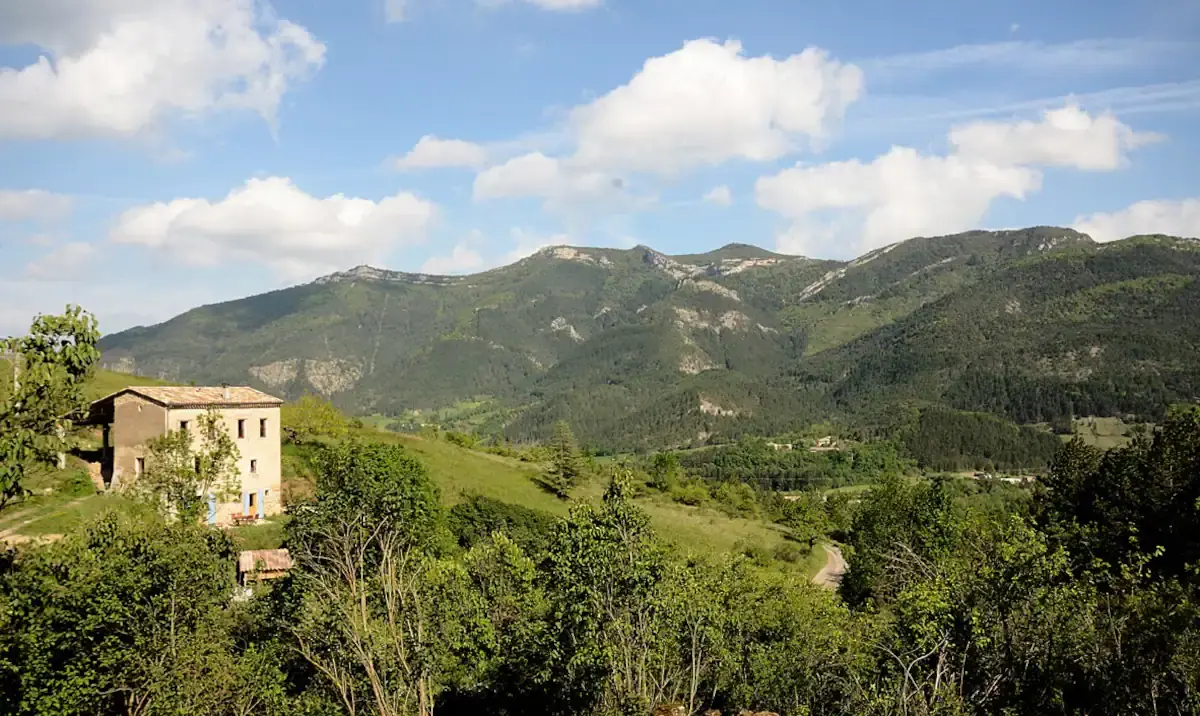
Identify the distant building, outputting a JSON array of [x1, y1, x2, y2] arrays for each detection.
[[238, 548, 293, 584], [766, 441, 794, 451], [80, 385, 283, 526]]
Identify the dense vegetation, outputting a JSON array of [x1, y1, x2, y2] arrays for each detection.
[[5, 404, 1200, 714], [95, 228, 1200, 453]]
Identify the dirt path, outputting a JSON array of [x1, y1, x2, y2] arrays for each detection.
[[812, 544, 847, 589]]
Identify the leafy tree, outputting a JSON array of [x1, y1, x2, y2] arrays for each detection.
[[280, 394, 348, 444], [647, 451, 682, 491], [535, 472, 668, 714], [285, 441, 483, 716], [0, 305, 100, 510], [135, 408, 241, 522], [781, 491, 832, 547], [0, 512, 239, 715]]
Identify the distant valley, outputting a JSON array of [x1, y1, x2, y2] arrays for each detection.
[[97, 227, 1200, 450]]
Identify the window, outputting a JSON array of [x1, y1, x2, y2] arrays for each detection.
[[179, 420, 189, 432], [259, 417, 268, 438], [194, 457, 201, 473], [250, 459, 258, 474], [135, 457, 145, 476], [237, 419, 246, 439]]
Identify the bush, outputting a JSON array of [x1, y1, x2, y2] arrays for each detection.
[[670, 481, 709, 506], [60, 468, 97, 497], [772, 541, 804, 564], [448, 495, 556, 554]]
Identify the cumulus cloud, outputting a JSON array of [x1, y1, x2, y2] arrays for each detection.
[[420, 245, 485, 274], [0, 189, 73, 221], [473, 152, 628, 210], [110, 177, 436, 279], [757, 105, 1154, 256], [394, 135, 488, 170], [25, 242, 98, 281], [0, 0, 326, 140], [569, 39, 863, 175], [950, 104, 1162, 170], [1073, 198, 1200, 242], [704, 186, 733, 207]]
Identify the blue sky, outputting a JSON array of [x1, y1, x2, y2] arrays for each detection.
[[1, 0, 1198, 336]]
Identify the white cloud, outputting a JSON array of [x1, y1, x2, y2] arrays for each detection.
[[950, 104, 1162, 171], [420, 244, 484, 274], [1073, 198, 1200, 242], [759, 148, 1041, 254], [394, 135, 488, 170], [0, 189, 73, 221], [864, 38, 1191, 78], [473, 152, 627, 209], [0, 0, 326, 140], [384, 0, 408, 22], [110, 177, 437, 279], [757, 104, 1153, 256], [569, 39, 863, 174], [704, 186, 733, 207], [25, 242, 98, 281]]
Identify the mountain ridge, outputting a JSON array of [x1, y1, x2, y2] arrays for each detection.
[[96, 227, 1200, 449]]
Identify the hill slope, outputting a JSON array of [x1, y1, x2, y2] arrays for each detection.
[[96, 229, 1200, 449]]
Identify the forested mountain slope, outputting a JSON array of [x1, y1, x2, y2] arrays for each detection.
[[97, 229, 1199, 449]]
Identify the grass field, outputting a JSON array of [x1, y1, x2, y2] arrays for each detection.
[[1069, 416, 1143, 450], [2, 368, 819, 574], [283, 428, 808, 567]]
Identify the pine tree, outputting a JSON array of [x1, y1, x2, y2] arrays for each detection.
[[547, 420, 581, 496]]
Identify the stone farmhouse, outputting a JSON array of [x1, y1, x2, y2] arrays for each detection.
[[80, 385, 283, 526]]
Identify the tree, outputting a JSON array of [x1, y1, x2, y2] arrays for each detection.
[[0, 305, 100, 511], [648, 451, 682, 491], [0, 512, 238, 715], [280, 394, 348, 444], [285, 442, 485, 716], [542, 420, 581, 497], [135, 408, 241, 522]]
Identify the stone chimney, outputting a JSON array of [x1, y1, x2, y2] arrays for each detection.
[[222, 383, 230, 400]]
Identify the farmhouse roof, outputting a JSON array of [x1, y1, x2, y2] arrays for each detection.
[[78, 385, 283, 424]]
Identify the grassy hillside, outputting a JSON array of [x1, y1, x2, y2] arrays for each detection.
[[283, 428, 800, 561]]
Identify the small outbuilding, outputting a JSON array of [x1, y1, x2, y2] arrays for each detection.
[[238, 548, 293, 585]]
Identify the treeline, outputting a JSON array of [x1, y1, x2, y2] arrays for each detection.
[[896, 405, 1064, 471], [678, 437, 913, 490]]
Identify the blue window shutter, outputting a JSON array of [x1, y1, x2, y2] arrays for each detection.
[[256, 489, 264, 518], [207, 494, 217, 525], [243, 492, 250, 515]]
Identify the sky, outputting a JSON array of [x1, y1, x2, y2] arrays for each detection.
[[1, 0, 1199, 337]]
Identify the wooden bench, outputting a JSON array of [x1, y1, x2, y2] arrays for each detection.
[[231, 513, 258, 527]]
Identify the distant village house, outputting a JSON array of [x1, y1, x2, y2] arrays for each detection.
[[80, 385, 283, 526]]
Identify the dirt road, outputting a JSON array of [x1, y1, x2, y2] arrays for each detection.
[[812, 544, 847, 589]]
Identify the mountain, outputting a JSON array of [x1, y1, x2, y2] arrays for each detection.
[[96, 229, 1200, 450]]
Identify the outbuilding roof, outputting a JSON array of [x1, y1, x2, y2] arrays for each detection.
[[238, 548, 293, 573]]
